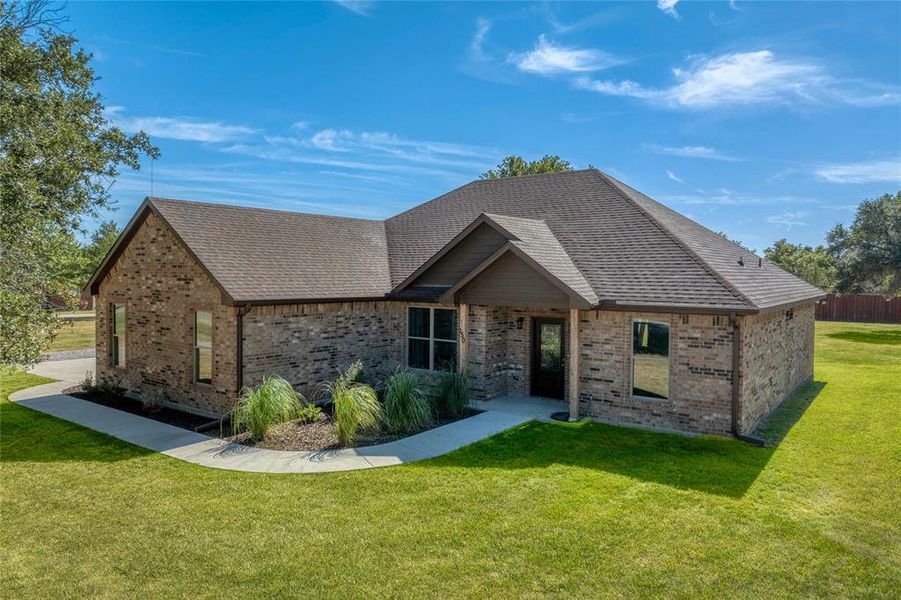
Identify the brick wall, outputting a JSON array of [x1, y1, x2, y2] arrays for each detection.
[[738, 302, 815, 433], [466, 306, 571, 401], [578, 311, 734, 435], [241, 301, 412, 398], [95, 211, 238, 416]]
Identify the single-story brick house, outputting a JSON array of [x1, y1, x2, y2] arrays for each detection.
[[87, 169, 824, 437]]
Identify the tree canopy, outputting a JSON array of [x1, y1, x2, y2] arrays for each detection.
[[826, 192, 900, 294], [0, 2, 157, 365], [763, 240, 837, 292], [480, 155, 575, 179]]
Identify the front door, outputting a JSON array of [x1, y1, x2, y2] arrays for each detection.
[[531, 318, 564, 399]]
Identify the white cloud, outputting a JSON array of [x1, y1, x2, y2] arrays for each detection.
[[470, 18, 491, 61], [333, 1, 372, 16], [644, 143, 739, 161], [657, 0, 680, 20], [291, 121, 311, 131], [767, 211, 808, 229], [509, 35, 620, 75], [815, 158, 901, 184], [107, 108, 256, 142], [574, 50, 900, 109], [666, 169, 684, 183]]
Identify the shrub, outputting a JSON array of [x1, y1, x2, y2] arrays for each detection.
[[319, 361, 381, 445], [232, 376, 303, 441], [382, 368, 432, 434], [81, 370, 94, 392], [297, 404, 322, 423], [437, 370, 469, 418]]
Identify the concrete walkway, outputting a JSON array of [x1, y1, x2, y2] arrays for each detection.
[[11, 358, 533, 474]]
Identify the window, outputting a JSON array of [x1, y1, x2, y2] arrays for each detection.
[[632, 320, 669, 400], [110, 304, 125, 367], [407, 307, 457, 371], [194, 310, 212, 384]]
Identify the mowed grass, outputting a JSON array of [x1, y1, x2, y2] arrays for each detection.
[[2, 322, 899, 598], [48, 318, 95, 352]]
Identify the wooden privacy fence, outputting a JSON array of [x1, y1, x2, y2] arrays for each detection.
[[815, 294, 901, 324]]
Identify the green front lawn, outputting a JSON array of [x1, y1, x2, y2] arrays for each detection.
[[2, 322, 899, 597]]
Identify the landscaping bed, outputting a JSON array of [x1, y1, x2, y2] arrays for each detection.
[[216, 406, 481, 451], [63, 386, 213, 431]]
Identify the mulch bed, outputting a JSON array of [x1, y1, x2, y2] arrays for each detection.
[[62, 385, 480, 451], [63, 386, 215, 431], [217, 407, 482, 452]]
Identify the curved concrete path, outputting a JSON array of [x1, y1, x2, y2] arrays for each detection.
[[11, 358, 533, 474]]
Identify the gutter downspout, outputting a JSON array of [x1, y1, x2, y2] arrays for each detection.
[[730, 313, 741, 437], [236, 303, 252, 394]]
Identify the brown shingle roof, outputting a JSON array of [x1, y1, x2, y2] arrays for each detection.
[[90, 170, 824, 313], [150, 198, 390, 303]]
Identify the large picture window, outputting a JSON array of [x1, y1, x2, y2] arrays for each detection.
[[632, 320, 670, 400], [194, 310, 212, 384], [407, 307, 457, 371], [111, 303, 125, 367]]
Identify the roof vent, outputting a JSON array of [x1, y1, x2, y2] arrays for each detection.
[[737, 256, 744, 266], [758, 257, 762, 268]]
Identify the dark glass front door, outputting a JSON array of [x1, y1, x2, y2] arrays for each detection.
[[531, 318, 564, 399]]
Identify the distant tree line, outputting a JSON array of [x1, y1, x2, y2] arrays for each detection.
[[764, 192, 900, 295]]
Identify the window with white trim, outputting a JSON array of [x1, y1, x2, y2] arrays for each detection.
[[111, 303, 125, 367], [632, 320, 670, 400], [194, 310, 212, 384], [407, 307, 457, 371]]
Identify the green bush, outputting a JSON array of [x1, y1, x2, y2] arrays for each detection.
[[232, 376, 303, 441], [437, 370, 469, 418], [297, 404, 322, 423], [382, 368, 432, 434], [319, 361, 381, 445]]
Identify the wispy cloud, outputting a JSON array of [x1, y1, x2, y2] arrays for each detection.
[[767, 210, 808, 229], [657, 0, 681, 20], [107, 108, 256, 142], [644, 143, 739, 161], [666, 169, 684, 183], [815, 158, 901, 183], [574, 50, 900, 109], [94, 35, 205, 57], [509, 35, 620, 75], [470, 17, 491, 61], [333, 1, 373, 16], [666, 189, 818, 206], [541, 5, 621, 34]]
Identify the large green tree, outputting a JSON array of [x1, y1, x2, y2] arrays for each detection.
[[826, 191, 901, 294], [764, 239, 837, 292], [480, 155, 575, 179], [0, 2, 158, 365]]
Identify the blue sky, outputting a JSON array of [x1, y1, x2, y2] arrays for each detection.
[[69, 1, 900, 251]]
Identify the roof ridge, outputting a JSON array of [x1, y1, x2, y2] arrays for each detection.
[[147, 196, 382, 224], [591, 171, 756, 310], [470, 168, 597, 184]]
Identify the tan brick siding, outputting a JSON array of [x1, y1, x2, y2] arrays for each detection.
[[241, 301, 411, 398], [466, 306, 571, 400], [95, 211, 238, 416], [578, 311, 734, 435], [738, 302, 815, 433]]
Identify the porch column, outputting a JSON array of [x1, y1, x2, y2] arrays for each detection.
[[568, 308, 580, 421], [457, 303, 469, 374]]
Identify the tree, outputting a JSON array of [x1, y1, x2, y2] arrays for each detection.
[[81, 220, 120, 280], [480, 155, 574, 179], [826, 192, 901, 294], [0, 2, 158, 365], [764, 239, 837, 291]]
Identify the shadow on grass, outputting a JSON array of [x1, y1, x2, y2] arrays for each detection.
[[0, 401, 151, 463], [825, 329, 901, 345], [427, 381, 825, 499], [753, 380, 826, 446]]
